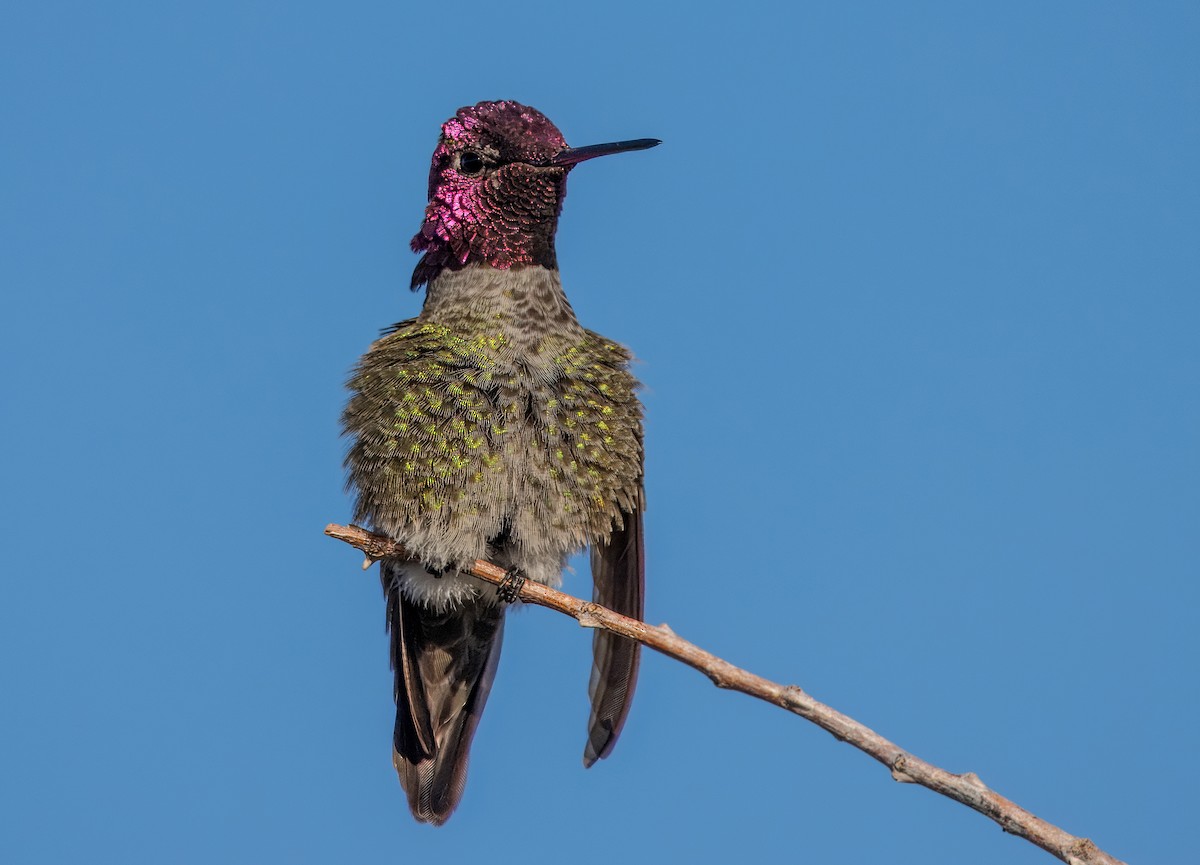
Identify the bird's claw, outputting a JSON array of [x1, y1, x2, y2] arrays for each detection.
[[497, 567, 526, 604]]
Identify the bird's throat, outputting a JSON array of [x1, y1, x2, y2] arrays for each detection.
[[418, 264, 585, 363]]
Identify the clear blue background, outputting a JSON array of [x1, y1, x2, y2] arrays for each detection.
[[2, 3, 1195, 863]]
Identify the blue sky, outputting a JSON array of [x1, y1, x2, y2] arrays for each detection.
[[2, 3, 1196, 863]]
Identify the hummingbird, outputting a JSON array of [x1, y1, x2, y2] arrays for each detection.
[[342, 101, 658, 824]]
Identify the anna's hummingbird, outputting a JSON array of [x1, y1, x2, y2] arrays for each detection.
[[342, 101, 658, 824]]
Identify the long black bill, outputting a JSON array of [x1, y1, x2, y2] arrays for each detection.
[[548, 138, 661, 167]]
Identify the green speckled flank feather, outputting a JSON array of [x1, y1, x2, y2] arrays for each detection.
[[343, 318, 643, 571]]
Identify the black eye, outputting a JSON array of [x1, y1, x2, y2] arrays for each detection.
[[458, 151, 485, 175]]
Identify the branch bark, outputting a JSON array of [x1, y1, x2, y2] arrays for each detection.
[[325, 522, 1127, 865]]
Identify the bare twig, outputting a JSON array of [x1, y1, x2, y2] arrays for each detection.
[[325, 522, 1127, 865]]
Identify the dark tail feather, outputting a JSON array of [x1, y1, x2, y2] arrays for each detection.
[[585, 506, 645, 766], [383, 563, 505, 825]]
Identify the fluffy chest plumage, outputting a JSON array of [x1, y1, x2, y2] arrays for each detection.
[[343, 271, 643, 571]]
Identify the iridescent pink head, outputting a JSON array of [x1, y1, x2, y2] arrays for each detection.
[[410, 100, 659, 289]]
